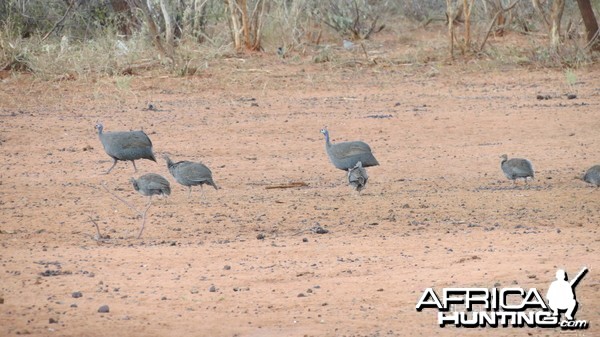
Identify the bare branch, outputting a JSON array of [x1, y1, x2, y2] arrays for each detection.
[[479, 0, 520, 51], [101, 182, 141, 216], [42, 1, 76, 42]]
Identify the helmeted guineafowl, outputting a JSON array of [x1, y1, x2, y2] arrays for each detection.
[[500, 154, 534, 184], [164, 155, 218, 198], [130, 173, 171, 203], [95, 123, 156, 174], [348, 161, 368, 192], [320, 127, 379, 170], [583, 165, 600, 187]]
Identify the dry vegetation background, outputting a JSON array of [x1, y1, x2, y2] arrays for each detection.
[[1, 1, 600, 337]]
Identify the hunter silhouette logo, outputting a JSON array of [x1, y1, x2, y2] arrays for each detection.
[[416, 267, 589, 329], [546, 268, 587, 321]]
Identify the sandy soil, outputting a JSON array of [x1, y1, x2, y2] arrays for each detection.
[[0, 32, 599, 337]]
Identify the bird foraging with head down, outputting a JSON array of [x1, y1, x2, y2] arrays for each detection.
[[500, 154, 534, 185], [163, 154, 218, 200]]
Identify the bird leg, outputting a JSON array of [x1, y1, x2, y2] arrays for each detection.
[[200, 185, 207, 204], [137, 201, 152, 239], [131, 160, 138, 172], [105, 159, 118, 174], [188, 186, 192, 198]]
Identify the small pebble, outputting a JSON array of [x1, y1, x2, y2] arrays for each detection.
[[71, 291, 82, 298], [98, 305, 110, 313], [209, 285, 216, 292], [297, 293, 306, 297], [256, 233, 265, 240], [49, 318, 58, 324], [302, 238, 308, 242], [70, 304, 77, 308], [161, 296, 167, 300], [223, 265, 231, 270]]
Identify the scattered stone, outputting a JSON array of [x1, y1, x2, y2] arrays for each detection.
[[190, 288, 199, 294], [256, 233, 265, 240], [311, 226, 329, 234], [97, 305, 110, 313], [377, 288, 384, 292], [223, 265, 231, 270], [71, 291, 82, 298], [70, 304, 77, 308], [297, 293, 306, 297], [567, 94, 577, 99], [40, 270, 71, 277], [49, 318, 58, 324], [302, 238, 308, 243], [0, 297, 4, 304], [306, 288, 313, 293], [556, 228, 561, 234], [536, 94, 551, 100], [209, 285, 217, 292], [366, 114, 393, 119], [161, 296, 167, 300]]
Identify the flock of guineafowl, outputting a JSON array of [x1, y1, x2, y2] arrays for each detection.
[[95, 122, 600, 236]]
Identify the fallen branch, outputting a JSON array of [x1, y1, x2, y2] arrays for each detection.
[[265, 182, 308, 189], [87, 215, 111, 243], [101, 182, 140, 216], [101, 182, 150, 239]]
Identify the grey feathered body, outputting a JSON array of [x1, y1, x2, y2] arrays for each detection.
[[501, 156, 534, 180], [164, 155, 218, 190], [95, 124, 156, 173], [348, 161, 368, 192], [131, 173, 171, 197], [583, 165, 600, 186], [99, 130, 156, 162], [321, 129, 379, 170]]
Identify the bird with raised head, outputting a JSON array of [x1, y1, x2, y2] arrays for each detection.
[[500, 154, 534, 185], [320, 127, 379, 171], [95, 123, 156, 174]]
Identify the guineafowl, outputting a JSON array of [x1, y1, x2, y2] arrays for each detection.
[[583, 165, 600, 187], [130, 173, 171, 203], [164, 155, 218, 199], [500, 154, 534, 185], [320, 127, 379, 170], [348, 161, 368, 192], [95, 123, 156, 174]]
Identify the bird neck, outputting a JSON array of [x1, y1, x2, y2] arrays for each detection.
[[323, 131, 331, 147]]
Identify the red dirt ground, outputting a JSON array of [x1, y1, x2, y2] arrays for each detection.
[[0, 31, 599, 336]]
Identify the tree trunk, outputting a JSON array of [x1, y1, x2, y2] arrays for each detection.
[[132, 0, 172, 60], [549, 0, 565, 50], [463, 0, 474, 48], [446, 0, 456, 59], [239, 0, 251, 50], [159, 0, 175, 55], [575, 0, 600, 51], [225, 0, 242, 50]]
